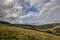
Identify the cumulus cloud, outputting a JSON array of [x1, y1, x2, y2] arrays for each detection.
[[0, 0, 60, 24], [0, 0, 24, 22], [19, 0, 60, 24], [38, 0, 60, 21]]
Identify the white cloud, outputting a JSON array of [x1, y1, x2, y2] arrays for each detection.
[[0, 0, 24, 21], [38, 0, 60, 21], [16, 20, 24, 24], [3, 0, 14, 5], [18, 0, 60, 24], [19, 12, 38, 19], [0, 0, 60, 24]]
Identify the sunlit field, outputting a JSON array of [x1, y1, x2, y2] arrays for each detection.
[[0, 23, 60, 40]]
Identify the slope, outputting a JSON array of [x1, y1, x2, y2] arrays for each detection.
[[0, 23, 60, 40]]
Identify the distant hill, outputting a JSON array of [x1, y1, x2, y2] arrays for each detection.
[[0, 21, 60, 29], [0, 21, 11, 24]]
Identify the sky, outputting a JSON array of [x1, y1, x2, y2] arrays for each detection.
[[0, 0, 60, 25]]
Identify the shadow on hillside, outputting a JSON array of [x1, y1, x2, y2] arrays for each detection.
[[0, 21, 60, 32]]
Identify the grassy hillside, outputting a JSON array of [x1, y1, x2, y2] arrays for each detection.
[[45, 25, 60, 36], [31, 23, 60, 36], [0, 23, 60, 40]]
